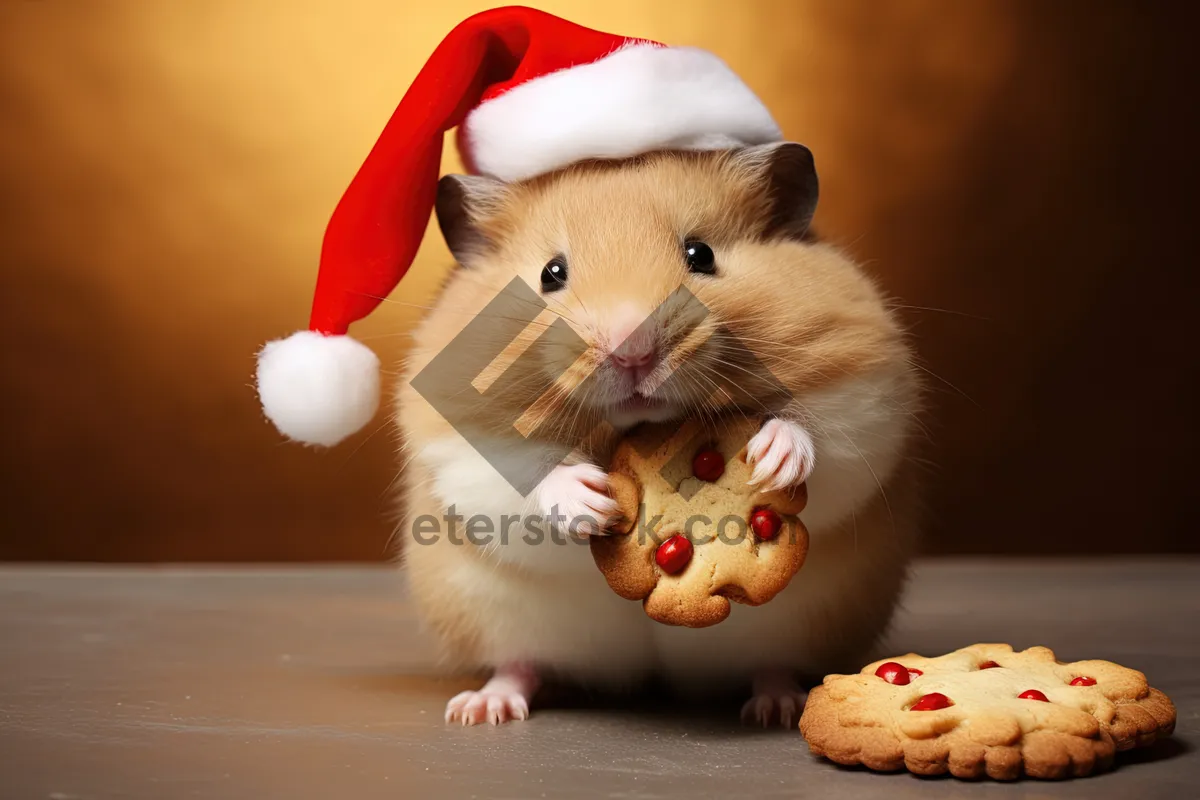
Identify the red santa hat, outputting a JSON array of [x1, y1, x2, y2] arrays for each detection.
[[255, 5, 782, 446]]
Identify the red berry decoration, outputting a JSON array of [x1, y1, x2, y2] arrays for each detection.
[[910, 692, 953, 711], [655, 534, 693, 575], [874, 662, 911, 685], [907, 668, 923, 677], [692, 449, 725, 482], [979, 661, 1000, 670], [1070, 676, 1097, 687], [749, 507, 783, 540], [1018, 689, 1050, 702]]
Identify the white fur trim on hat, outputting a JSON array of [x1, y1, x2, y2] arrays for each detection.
[[255, 330, 380, 447], [463, 44, 783, 183]]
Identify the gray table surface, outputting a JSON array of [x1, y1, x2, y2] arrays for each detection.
[[0, 559, 1196, 799]]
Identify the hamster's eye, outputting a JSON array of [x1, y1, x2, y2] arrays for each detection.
[[540, 258, 567, 293], [684, 241, 716, 275]]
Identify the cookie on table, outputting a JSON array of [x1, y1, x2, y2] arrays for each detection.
[[590, 416, 809, 628], [798, 643, 1177, 780]]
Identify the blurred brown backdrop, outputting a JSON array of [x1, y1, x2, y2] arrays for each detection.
[[1, 1, 1196, 561]]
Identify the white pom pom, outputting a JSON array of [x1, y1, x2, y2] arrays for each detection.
[[255, 330, 381, 447]]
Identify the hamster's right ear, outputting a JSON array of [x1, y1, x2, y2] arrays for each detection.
[[434, 174, 509, 265], [732, 142, 819, 241]]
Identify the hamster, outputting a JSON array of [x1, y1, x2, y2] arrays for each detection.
[[395, 143, 923, 727]]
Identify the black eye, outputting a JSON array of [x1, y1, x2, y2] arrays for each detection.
[[540, 258, 567, 293], [684, 241, 716, 274]]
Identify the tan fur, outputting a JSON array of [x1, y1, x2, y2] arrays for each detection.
[[395, 149, 923, 689]]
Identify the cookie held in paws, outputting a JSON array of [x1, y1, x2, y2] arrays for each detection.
[[798, 643, 1177, 780], [590, 417, 810, 628]]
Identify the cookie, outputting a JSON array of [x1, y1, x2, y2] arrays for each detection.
[[798, 643, 1177, 780], [590, 416, 810, 627]]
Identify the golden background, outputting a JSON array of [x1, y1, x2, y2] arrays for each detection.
[[1, 1, 1195, 560]]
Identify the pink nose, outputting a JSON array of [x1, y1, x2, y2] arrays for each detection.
[[610, 343, 656, 369], [609, 322, 658, 371]]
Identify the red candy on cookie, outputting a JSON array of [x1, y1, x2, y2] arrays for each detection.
[[907, 668, 923, 677], [910, 692, 953, 711], [874, 662, 912, 685], [1070, 676, 1097, 687], [979, 661, 1000, 669], [691, 449, 725, 482], [1018, 689, 1049, 702], [655, 534, 693, 575], [750, 508, 783, 540]]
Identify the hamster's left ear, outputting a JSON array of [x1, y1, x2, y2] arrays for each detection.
[[733, 142, 819, 241], [435, 174, 510, 265]]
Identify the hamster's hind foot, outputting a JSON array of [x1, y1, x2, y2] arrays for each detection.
[[740, 668, 808, 729], [445, 662, 541, 726]]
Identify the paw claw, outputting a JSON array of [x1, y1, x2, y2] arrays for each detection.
[[778, 695, 799, 729], [486, 696, 505, 725], [444, 690, 472, 724]]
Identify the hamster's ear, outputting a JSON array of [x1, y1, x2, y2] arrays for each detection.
[[732, 142, 819, 241], [435, 174, 509, 265]]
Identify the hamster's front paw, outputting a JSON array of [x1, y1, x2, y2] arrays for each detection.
[[534, 463, 619, 537], [746, 418, 815, 492]]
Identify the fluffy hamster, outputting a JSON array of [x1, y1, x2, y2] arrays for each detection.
[[395, 144, 923, 726]]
